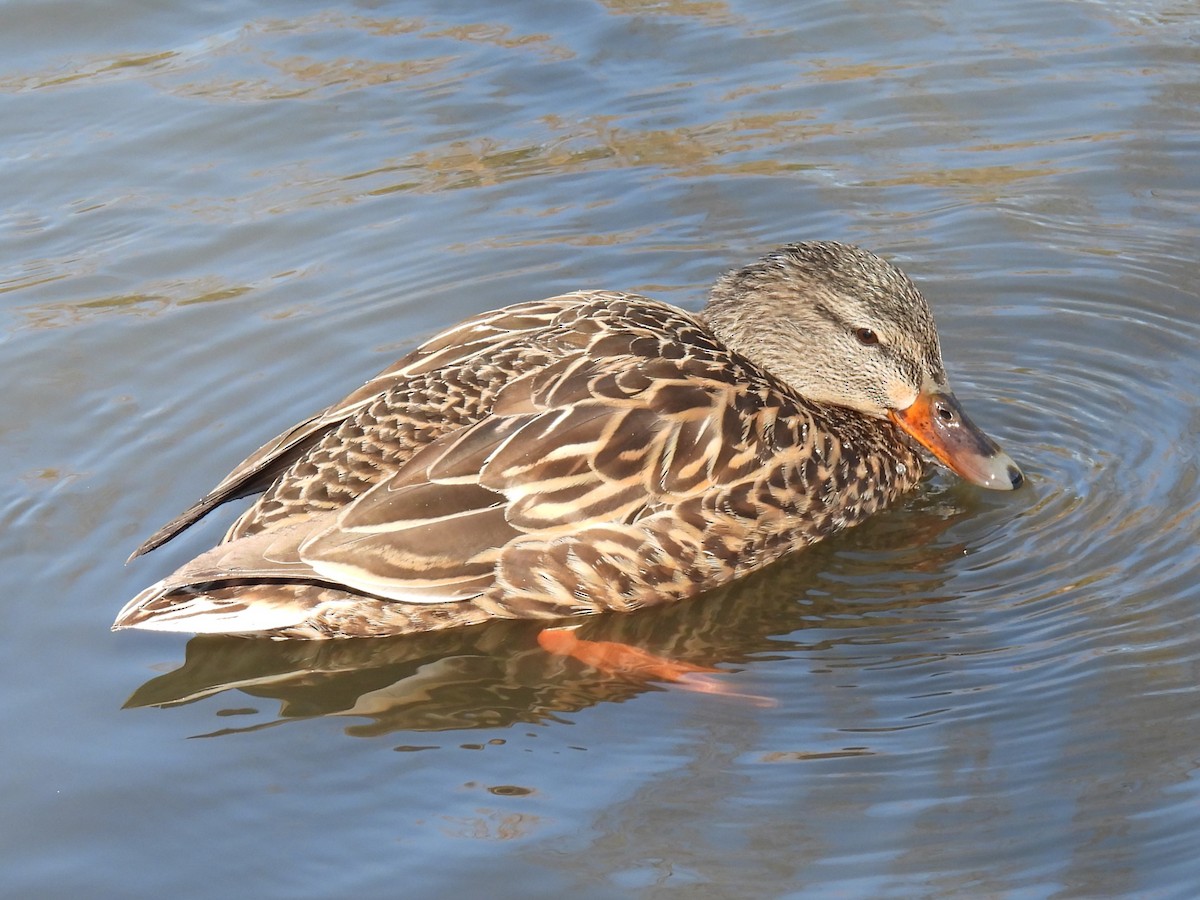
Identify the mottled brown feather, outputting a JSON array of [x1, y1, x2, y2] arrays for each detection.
[[114, 243, 996, 639]]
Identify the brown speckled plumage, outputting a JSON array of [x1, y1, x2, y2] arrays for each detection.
[[115, 242, 1019, 639]]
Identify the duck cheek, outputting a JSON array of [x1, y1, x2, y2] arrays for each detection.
[[888, 391, 1024, 491]]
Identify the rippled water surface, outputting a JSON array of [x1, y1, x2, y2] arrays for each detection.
[[4, 0, 1199, 896]]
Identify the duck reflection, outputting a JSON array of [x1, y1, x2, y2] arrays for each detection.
[[123, 483, 984, 735]]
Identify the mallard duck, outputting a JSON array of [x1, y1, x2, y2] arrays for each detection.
[[115, 242, 1022, 640]]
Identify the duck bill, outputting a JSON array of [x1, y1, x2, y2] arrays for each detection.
[[888, 390, 1024, 491]]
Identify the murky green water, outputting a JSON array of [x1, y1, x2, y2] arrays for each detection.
[[4, 0, 1199, 896]]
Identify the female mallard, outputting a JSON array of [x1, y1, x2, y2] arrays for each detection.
[[115, 242, 1022, 640]]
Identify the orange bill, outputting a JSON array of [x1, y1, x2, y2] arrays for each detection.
[[888, 389, 1023, 491]]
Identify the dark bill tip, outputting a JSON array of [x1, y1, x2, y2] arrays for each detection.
[[889, 390, 1023, 492]]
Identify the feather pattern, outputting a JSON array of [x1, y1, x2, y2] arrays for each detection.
[[116, 242, 1021, 639]]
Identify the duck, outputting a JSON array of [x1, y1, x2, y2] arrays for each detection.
[[114, 241, 1022, 640]]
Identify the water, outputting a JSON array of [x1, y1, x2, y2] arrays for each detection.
[[3, 0, 1199, 896]]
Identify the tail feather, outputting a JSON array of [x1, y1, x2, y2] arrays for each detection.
[[112, 581, 317, 635], [113, 580, 498, 639]]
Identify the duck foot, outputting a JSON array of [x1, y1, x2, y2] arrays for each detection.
[[537, 626, 775, 707]]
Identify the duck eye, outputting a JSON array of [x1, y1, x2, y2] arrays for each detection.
[[854, 327, 879, 346]]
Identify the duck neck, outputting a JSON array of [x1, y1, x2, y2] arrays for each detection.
[[786, 400, 928, 535]]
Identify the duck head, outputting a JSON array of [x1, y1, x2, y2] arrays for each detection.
[[704, 241, 1023, 491]]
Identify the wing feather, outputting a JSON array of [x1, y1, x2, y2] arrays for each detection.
[[128, 296, 589, 559], [275, 349, 771, 602], [121, 292, 812, 630]]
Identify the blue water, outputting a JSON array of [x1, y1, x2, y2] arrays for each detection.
[[3, 0, 1200, 896]]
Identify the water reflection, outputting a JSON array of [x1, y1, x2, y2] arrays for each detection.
[[125, 483, 978, 735], [3, 0, 1197, 892]]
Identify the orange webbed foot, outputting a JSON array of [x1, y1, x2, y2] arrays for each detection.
[[537, 626, 775, 707]]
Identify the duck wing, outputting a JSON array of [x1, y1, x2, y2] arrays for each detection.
[[127, 297, 585, 559], [116, 309, 805, 634]]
